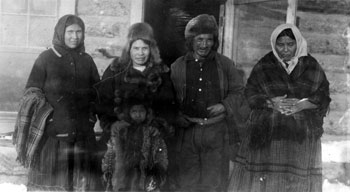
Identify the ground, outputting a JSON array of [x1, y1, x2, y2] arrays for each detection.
[[0, 135, 350, 192], [0, 112, 349, 191]]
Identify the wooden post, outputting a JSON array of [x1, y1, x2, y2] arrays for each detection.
[[130, 0, 145, 24], [222, 0, 237, 60], [286, 0, 298, 24], [218, 4, 225, 54]]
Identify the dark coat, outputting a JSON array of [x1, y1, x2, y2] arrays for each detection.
[[26, 14, 100, 142], [26, 47, 100, 141], [170, 52, 248, 144]]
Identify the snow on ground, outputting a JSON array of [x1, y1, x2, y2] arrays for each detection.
[[323, 179, 350, 192], [322, 140, 350, 163], [0, 142, 349, 192], [0, 183, 26, 192]]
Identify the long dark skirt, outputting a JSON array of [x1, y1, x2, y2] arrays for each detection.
[[27, 135, 102, 191], [228, 136, 322, 192]]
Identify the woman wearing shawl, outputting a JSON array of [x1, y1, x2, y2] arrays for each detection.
[[228, 23, 331, 192], [25, 14, 101, 191]]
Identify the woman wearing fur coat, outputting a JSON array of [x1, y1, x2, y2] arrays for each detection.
[[95, 22, 177, 191]]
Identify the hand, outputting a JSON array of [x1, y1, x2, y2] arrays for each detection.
[[145, 176, 158, 192], [282, 98, 317, 116], [267, 95, 287, 112], [268, 95, 300, 114], [175, 115, 191, 128], [110, 120, 130, 137], [207, 103, 226, 117], [279, 98, 299, 115]]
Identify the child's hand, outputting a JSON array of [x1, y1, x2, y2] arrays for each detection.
[[111, 120, 130, 137], [145, 176, 159, 192]]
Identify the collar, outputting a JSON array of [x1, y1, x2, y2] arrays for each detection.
[[52, 46, 62, 57], [283, 60, 298, 75], [52, 45, 85, 58]]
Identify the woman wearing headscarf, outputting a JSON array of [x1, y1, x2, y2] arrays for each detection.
[[95, 22, 177, 191], [23, 14, 101, 191], [228, 23, 331, 192]]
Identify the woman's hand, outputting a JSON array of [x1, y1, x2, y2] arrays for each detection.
[[281, 98, 317, 116], [267, 95, 289, 113], [268, 96, 318, 115], [279, 98, 299, 115]]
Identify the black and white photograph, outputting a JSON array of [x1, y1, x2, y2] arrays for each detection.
[[0, 0, 349, 192]]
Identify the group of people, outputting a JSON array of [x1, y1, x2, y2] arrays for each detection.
[[13, 13, 331, 192]]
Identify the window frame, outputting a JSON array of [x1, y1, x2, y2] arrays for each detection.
[[0, 0, 76, 53], [222, 0, 297, 59]]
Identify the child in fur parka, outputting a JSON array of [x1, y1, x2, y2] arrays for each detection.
[[101, 86, 170, 192]]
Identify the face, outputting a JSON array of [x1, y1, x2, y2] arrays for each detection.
[[64, 24, 83, 49], [275, 35, 297, 62], [129, 104, 147, 124], [192, 34, 214, 59], [130, 39, 150, 67]]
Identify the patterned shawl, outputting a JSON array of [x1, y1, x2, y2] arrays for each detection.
[[13, 87, 53, 168], [246, 35, 330, 149]]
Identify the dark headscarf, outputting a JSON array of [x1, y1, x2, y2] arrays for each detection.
[[52, 14, 85, 53]]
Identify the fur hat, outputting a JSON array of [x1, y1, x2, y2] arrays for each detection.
[[184, 14, 218, 39], [114, 83, 152, 121], [127, 22, 155, 43]]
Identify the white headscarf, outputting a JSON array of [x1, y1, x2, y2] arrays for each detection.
[[271, 23, 308, 74]]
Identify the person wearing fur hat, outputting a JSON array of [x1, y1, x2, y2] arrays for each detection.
[[101, 87, 170, 192], [95, 22, 177, 191], [20, 14, 101, 191], [170, 14, 246, 192]]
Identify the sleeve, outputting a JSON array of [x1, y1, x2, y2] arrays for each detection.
[[94, 65, 119, 133], [307, 65, 331, 117], [153, 72, 178, 125], [79, 57, 101, 102], [220, 59, 250, 144], [244, 63, 270, 109], [220, 59, 250, 122], [145, 132, 168, 188], [90, 58, 101, 88], [26, 55, 46, 89], [101, 139, 116, 182]]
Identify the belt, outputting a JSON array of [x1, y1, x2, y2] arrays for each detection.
[[184, 113, 226, 126]]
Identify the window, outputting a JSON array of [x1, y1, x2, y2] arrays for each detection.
[[0, 0, 59, 49]]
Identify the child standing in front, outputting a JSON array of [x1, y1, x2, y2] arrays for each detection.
[[101, 87, 170, 192]]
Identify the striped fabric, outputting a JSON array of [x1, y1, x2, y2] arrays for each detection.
[[27, 136, 100, 191], [228, 136, 322, 192], [229, 24, 329, 192], [245, 52, 331, 147], [13, 87, 53, 168]]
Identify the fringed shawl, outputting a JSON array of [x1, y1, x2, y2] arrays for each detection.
[[246, 52, 331, 149]]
